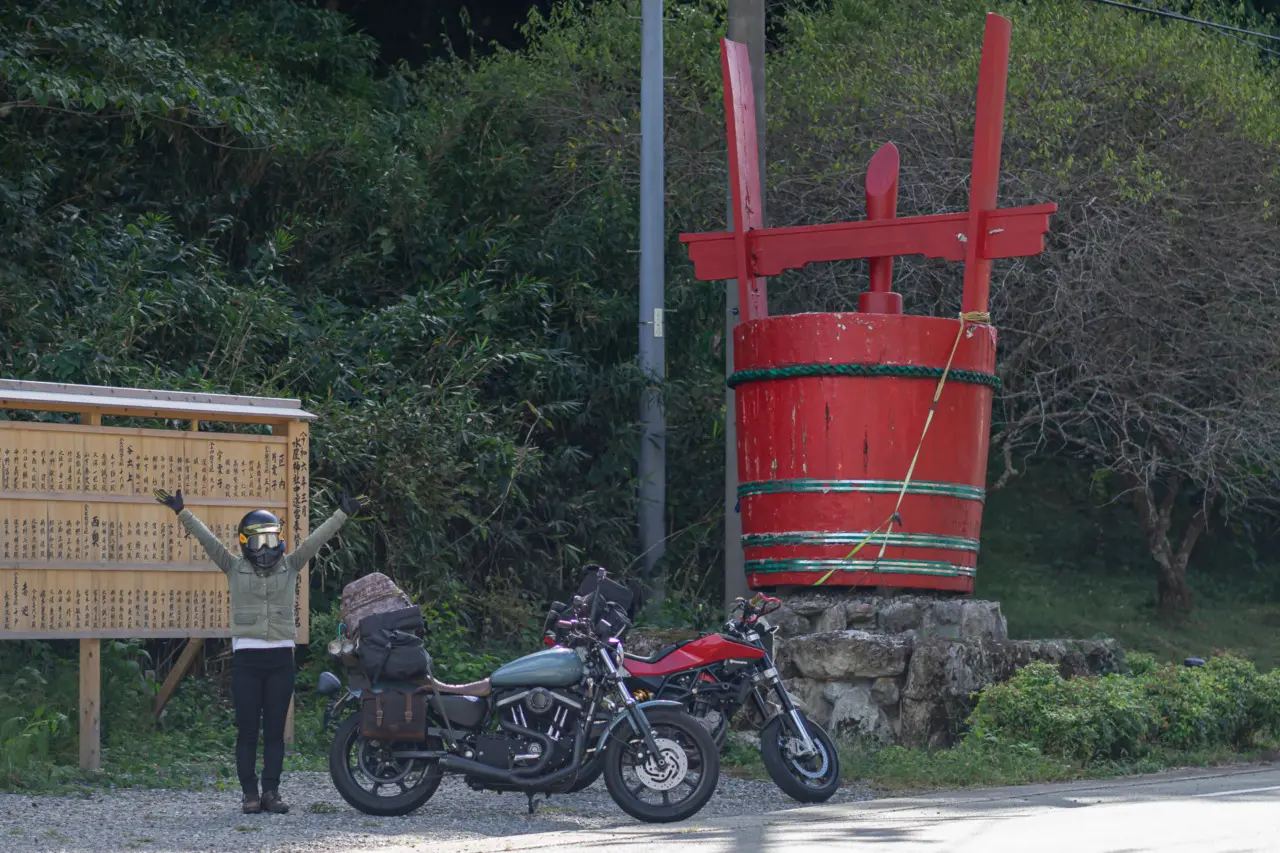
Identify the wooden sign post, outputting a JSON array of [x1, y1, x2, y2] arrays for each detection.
[[0, 379, 316, 770]]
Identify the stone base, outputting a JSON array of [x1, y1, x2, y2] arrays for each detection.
[[779, 631, 1125, 748], [628, 591, 1125, 750], [767, 588, 1009, 643]]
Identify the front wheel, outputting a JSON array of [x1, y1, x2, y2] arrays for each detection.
[[759, 711, 841, 803], [603, 707, 720, 823], [327, 713, 443, 816]]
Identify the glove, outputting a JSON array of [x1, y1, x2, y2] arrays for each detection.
[[339, 490, 367, 516], [154, 488, 184, 515]]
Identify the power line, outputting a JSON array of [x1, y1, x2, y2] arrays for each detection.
[[1087, 0, 1280, 58]]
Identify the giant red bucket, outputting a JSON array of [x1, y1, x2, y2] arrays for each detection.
[[733, 312, 997, 593]]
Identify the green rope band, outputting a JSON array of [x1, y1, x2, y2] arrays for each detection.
[[727, 363, 1001, 390], [742, 531, 980, 553], [738, 478, 986, 503], [745, 558, 976, 578]]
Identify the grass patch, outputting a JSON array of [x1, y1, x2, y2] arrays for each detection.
[[979, 464, 1280, 671], [307, 802, 340, 814], [723, 734, 1269, 794]]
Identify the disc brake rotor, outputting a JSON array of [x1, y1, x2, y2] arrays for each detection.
[[784, 737, 830, 780], [634, 737, 689, 792]]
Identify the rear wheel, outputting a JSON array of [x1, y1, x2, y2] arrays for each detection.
[[603, 707, 719, 823], [759, 711, 840, 803], [327, 713, 443, 816]]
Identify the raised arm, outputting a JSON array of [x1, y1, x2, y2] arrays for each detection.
[[155, 489, 237, 573], [284, 490, 367, 571], [283, 508, 348, 570]]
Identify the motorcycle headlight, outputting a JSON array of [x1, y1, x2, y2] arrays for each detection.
[[316, 671, 343, 696]]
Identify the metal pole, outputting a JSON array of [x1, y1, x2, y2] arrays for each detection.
[[724, 0, 765, 612], [638, 0, 666, 608]]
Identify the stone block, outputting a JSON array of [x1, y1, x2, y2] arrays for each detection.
[[813, 603, 848, 634], [958, 600, 1008, 642], [783, 629, 914, 681], [770, 605, 813, 639], [826, 681, 895, 743], [871, 676, 900, 707], [785, 590, 848, 617], [877, 598, 925, 634], [845, 600, 877, 625]]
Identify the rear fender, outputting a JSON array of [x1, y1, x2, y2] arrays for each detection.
[[595, 699, 686, 750]]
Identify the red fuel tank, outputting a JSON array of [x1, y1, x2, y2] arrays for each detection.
[[626, 633, 766, 678], [733, 312, 996, 594]]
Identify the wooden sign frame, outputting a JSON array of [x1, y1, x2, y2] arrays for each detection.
[[0, 379, 317, 770]]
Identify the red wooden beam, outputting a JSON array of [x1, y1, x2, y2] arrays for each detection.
[[962, 13, 1013, 315], [685, 15, 1056, 300], [861, 143, 902, 315], [679, 203, 1056, 281], [722, 39, 767, 321]]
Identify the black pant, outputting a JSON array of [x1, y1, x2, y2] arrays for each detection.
[[231, 647, 295, 797]]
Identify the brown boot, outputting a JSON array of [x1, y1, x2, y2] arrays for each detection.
[[260, 790, 290, 815], [242, 793, 262, 814]]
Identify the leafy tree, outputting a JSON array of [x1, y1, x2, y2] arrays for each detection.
[[2, 0, 1279, 633]]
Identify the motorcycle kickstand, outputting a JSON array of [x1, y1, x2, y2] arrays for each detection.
[[527, 792, 537, 815]]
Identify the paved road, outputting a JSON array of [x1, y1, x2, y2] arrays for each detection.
[[380, 764, 1280, 853]]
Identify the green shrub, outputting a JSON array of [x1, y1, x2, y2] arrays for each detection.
[[967, 652, 1280, 763]]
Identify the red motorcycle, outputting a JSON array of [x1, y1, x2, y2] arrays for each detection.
[[547, 591, 841, 803]]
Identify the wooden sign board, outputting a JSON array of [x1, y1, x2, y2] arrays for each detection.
[[0, 420, 310, 639], [0, 379, 317, 769]]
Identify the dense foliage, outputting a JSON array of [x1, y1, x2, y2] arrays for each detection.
[[968, 652, 1280, 762], [2, 0, 1280, 633]]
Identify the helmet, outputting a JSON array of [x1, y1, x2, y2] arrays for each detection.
[[238, 509, 285, 571]]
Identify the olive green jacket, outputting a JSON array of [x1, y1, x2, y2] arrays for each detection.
[[179, 508, 349, 642]]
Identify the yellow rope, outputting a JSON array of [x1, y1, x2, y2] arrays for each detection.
[[813, 311, 991, 586]]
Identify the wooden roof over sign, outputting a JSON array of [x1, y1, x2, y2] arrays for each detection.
[[0, 379, 316, 423]]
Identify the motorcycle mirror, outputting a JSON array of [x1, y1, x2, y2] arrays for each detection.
[[316, 671, 342, 696]]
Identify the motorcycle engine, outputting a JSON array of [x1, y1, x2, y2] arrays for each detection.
[[464, 686, 586, 790]]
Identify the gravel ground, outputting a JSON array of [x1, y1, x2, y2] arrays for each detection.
[[0, 772, 873, 853]]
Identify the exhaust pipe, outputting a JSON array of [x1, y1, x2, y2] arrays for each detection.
[[436, 726, 589, 792]]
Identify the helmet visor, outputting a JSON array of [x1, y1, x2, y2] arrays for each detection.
[[245, 532, 281, 551]]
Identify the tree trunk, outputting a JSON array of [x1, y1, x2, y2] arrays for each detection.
[[1123, 473, 1208, 618]]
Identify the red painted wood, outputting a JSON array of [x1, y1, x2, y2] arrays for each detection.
[[734, 313, 995, 590], [747, 571, 974, 594], [679, 204, 1056, 281], [721, 39, 768, 321], [684, 17, 1055, 593], [861, 143, 902, 314], [962, 13, 1013, 315]]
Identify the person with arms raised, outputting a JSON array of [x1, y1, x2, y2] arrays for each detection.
[[154, 486, 367, 815]]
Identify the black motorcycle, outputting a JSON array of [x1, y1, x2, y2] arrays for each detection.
[[316, 567, 720, 823], [546, 592, 841, 803]]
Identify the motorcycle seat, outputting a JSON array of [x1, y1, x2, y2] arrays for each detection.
[[625, 637, 700, 665], [420, 676, 492, 697]]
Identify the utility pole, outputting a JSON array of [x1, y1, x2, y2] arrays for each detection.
[[724, 0, 766, 612], [637, 0, 666, 608]]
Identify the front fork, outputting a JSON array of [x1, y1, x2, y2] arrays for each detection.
[[600, 648, 669, 768], [752, 655, 818, 756]]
